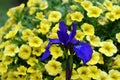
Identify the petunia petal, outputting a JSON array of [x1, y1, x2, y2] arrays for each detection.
[[59, 21, 67, 32], [57, 31, 69, 46], [74, 42, 93, 64], [67, 22, 76, 44], [49, 38, 61, 44]]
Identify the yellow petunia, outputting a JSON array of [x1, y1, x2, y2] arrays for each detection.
[[4, 30, 17, 39], [4, 44, 19, 57], [75, 30, 85, 41], [81, 23, 94, 35], [74, 0, 82, 3], [45, 60, 62, 76], [88, 66, 101, 79], [39, 0, 48, 10], [18, 44, 31, 60], [0, 62, 8, 74], [32, 47, 42, 56], [30, 72, 42, 80], [66, 13, 72, 26], [112, 6, 120, 19], [87, 51, 100, 65], [77, 66, 91, 80], [86, 35, 101, 47], [116, 32, 120, 43], [70, 11, 84, 22], [27, 0, 40, 7], [81, 1, 93, 10], [97, 71, 111, 80], [109, 69, 120, 80], [29, 7, 36, 15], [97, 54, 104, 64], [105, 12, 116, 22], [38, 23, 50, 34], [27, 57, 38, 66], [104, 0, 113, 10], [71, 69, 80, 80], [7, 71, 20, 80], [35, 12, 44, 20], [17, 65, 27, 75], [87, 6, 102, 18], [48, 32, 58, 39], [50, 45, 63, 59], [48, 11, 62, 22], [29, 36, 43, 47], [27, 66, 39, 73], [99, 42, 117, 56], [2, 56, 13, 65]]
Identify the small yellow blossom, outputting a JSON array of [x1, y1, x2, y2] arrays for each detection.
[[74, 0, 83, 3], [88, 66, 101, 79], [112, 6, 120, 19], [104, 0, 113, 10], [27, 66, 39, 73], [87, 51, 100, 65], [18, 44, 31, 60], [7, 71, 20, 80], [116, 32, 120, 43], [48, 11, 62, 22], [81, 1, 93, 10], [87, 6, 102, 17], [2, 56, 13, 65], [70, 11, 84, 22], [70, 5, 78, 11], [35, 12, 44, 20], [32, 47, 42, 56], [4, 30, 17, 39], [17, 65, 27, 75], [52, 23, 59, 33], [66, 13, 72, 26], [109, 69, 120, 80], [54, 76, 65, 80], [71, 69, 79, 80], [97, 71, 111, 80], [27, 57, 38, 66], [45, 60, 62, 76], [30, 72, 42, 80], [50, 45, 63, 59], [29, 7, 37, 15], [98, 17, 108, 25], [4, 44, 19, 57], [40, 0, 48, 10], [99, 42, 117, 56], [1, 73, 8, 80], [105, 12, 116, 22], [48, 32, 58, 39], [98, 54, 104, 64], [86, 35, 101, 47], [112, 58, 120, 69], [27, 0, 40, 7], [81, 23, 94, 35], [29, 36, 43, 47], [38, 23, 50, 34], [0, 62, 8, 74], [75, 30, 85, 41], [77, 66, 91, 80]]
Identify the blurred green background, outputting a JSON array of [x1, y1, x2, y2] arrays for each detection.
[[0, 0, 27, 27]]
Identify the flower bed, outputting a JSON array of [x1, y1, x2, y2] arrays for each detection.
[[0, 0, 120, 80]]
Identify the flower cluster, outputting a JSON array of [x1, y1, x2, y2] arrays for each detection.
[[0, 0, 120, 80]]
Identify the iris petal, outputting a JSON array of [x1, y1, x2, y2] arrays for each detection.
[[74, 42, 93, 64], [59, 21, 67, 32], [49, 38, 61, 44]]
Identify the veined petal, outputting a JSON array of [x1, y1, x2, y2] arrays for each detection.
[[49, 38, 61, 44], [59, 21, 67, 32], [40, 49, 50, 61], [74, 42, 93, 64], [57, 31, 69, 45]]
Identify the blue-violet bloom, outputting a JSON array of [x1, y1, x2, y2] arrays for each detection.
[[40, 21, 93, 64]]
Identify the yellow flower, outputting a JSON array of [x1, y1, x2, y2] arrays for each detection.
[[66, 13, 72, 26], [52, 23, 59, 33], [86, 35, 101, 47], [27, 66, 39, 73], [7, 71, 20, 80], [30, 72, 42, 80], [35, 12, 44, 20], [98, 54, 104, 64], [54, 76, 65, 80], [17, 65, 27, 75], [38, 23, 50, 34], [77, 66, 91, 80], [81, 1, 93, 10], [112, 6, 120, 19], [45, 60, 62, 76], [1, 73, 8, 80], [105, 12, 116, 22], [48, 11, 62, 22], [88, 66, 101, 79], [50, 45, 63, 59], [116, 32, 120, 43], [0, 62, 8, 74], [74, 0, 83, 3], [21, 29, 34, 41], [0, 40, 11, 49], [4, 44, 19, 57], [98, 17, 108, 25], [70, 11, 84, 22], [71, 69, 79, 80], [104, 0, 113, 10], [2, 56, 13, 65], [97, 71, 111, 80], [70, 5, 78, 11], [87, 51, 100, 65], [29, 36, 43, 47], [4, 30, 17, 39], [29, 7, 36, 15], [99, 42, 117, 56], [40, 41, 49, 53], [48, 32, 58, 39], [81, 23, 94, 35], [18, 45, 31, 60], [27, 0, 40, 7], [87, 6, 102, 18], [39, 0, 48, 10], [27, 57, 38, 66], [32, 47, 42, 56], [109, 69, 120, 80], [112, 58, 120, 69], [75, 30, 85, 41]]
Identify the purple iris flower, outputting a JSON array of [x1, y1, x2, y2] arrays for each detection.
[[40, 21, 93, 64]]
